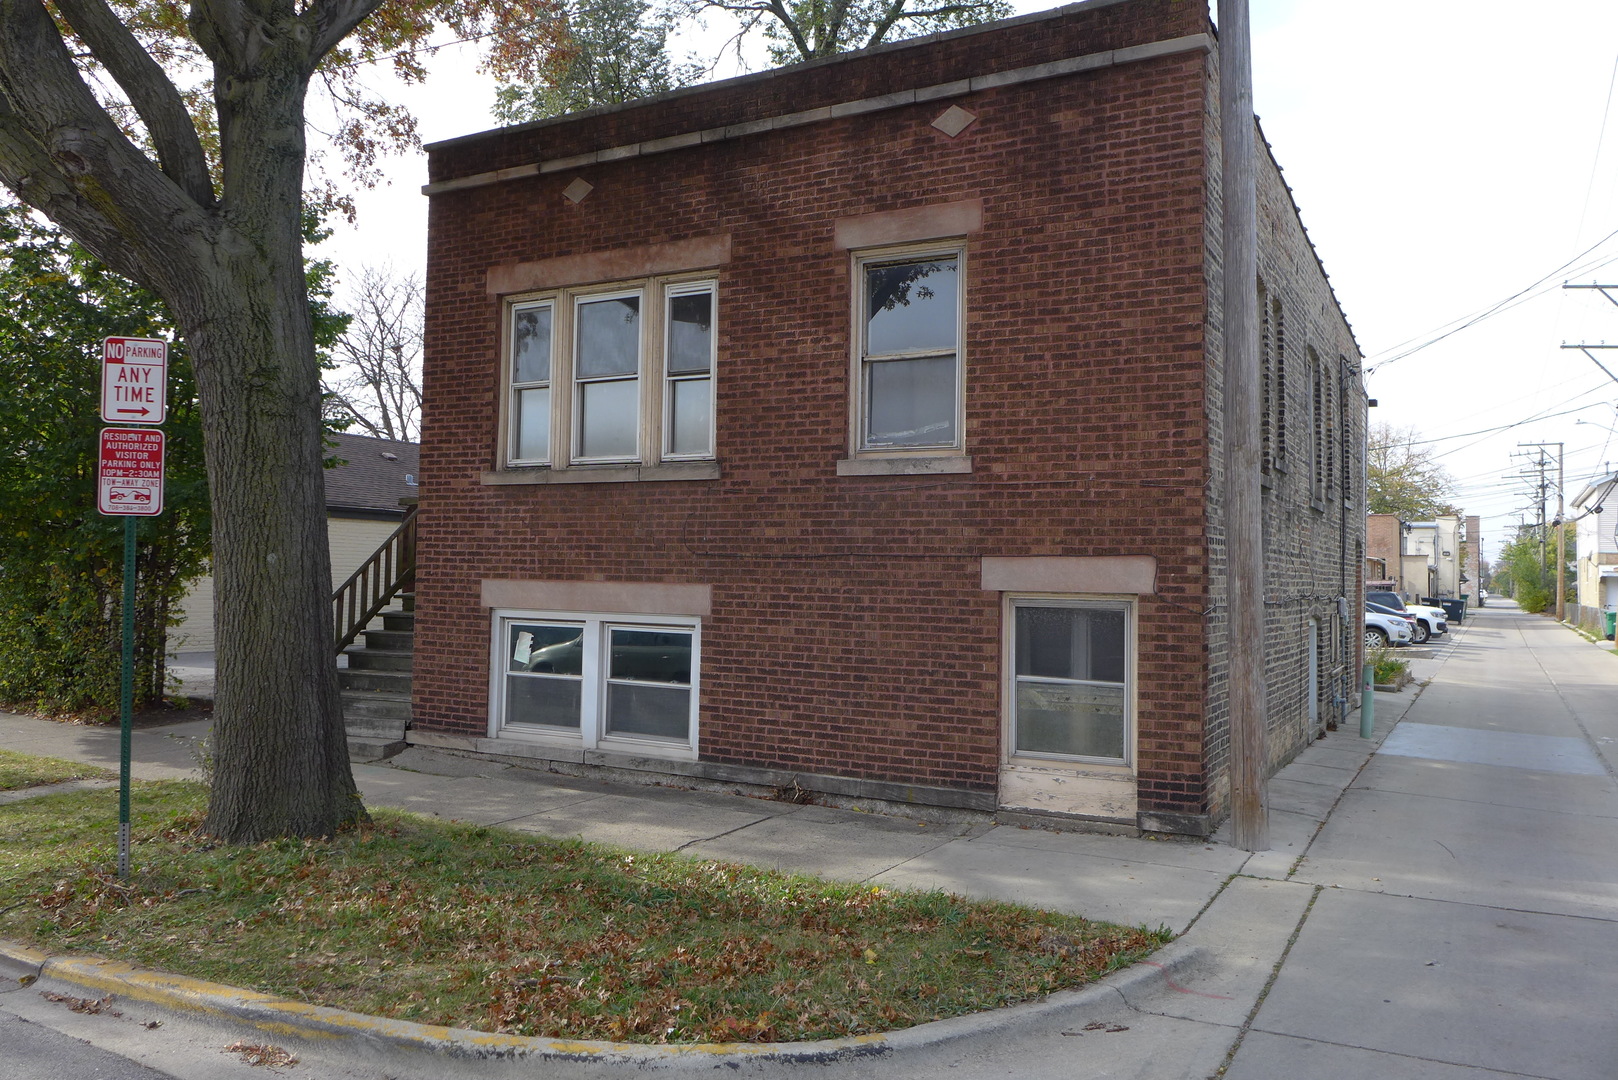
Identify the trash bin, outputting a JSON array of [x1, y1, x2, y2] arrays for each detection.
[[1427, 598, 1467, 625], [1605, 610, 1616, 641]]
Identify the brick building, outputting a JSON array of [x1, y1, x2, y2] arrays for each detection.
[[411, 0, 1367, 836]]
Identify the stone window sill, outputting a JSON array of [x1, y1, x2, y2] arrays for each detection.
[[482, 462, 720, 485], [835, 455, 972, 476]]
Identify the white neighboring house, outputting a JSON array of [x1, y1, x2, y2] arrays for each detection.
[[169, 432, 419, 652], [1571, 470, 1618, 617]]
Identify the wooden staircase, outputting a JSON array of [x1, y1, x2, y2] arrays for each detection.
[[333, 506, 417, 762]]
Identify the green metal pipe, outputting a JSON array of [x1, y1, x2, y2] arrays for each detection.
[[1360, 661, 1374, 739], [119, 516, 135, 878]]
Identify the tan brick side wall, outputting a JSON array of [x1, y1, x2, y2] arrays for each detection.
[[1200, 65, 1367, 818]]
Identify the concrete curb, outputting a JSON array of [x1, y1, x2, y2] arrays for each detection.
[[0, 936, 1204, 1068]]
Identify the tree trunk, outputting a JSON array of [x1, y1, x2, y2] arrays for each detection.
[[185, 68, 363, 841], [182, 253, 364, 840]]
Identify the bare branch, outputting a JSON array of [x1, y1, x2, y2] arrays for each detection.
[[53, 0, 214, 205], [324, 265, 423, 443]]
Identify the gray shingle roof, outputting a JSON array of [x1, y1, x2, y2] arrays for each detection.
[[324, 432, 419, 515]]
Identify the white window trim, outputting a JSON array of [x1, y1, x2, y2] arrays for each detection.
[[661, 281, 718, 462], [1002, 593, 1136, 771], [847, 241, 967, 460], [501, 274, 717, 472], [490, 608, 700, 761], [507, 299, 555, 467], [571, 287, 645, 465]]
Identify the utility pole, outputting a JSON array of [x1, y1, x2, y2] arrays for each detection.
[[1519, 442, 1564, 616], [1219, 0, 1267, 852]]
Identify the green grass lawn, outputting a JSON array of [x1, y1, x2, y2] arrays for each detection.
[[0, 760, 1168, 1044], [0, 749, 113, 791]]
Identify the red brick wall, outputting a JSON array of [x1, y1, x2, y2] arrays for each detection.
[[419, 5, 1218, 814]]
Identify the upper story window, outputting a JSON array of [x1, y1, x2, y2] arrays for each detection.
[[853, 246, 964, 454], [663, 286, 715, 459], [506, 276, 716, 469]]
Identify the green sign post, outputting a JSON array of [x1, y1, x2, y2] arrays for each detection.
[[97, 336, 169, 878]]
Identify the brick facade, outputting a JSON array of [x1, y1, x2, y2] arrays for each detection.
[[415, 0, 1365, 835]]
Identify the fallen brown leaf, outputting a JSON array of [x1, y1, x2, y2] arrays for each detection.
[[224, 1042, 298, 1068], [40, 991, 120, 1016]]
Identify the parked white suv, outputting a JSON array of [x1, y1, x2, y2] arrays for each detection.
[[1367, 590, 1447, 644], [1365, 609, 1413, 649]]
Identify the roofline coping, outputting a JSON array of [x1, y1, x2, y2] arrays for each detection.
[[422, 29, 1212, 197], [424, 0, 1138, 157]]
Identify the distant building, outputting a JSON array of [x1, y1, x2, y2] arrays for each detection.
[[169, 432, 418, 652], [1571, 471, 1618, 635]]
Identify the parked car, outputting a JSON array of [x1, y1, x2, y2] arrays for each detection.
[[1365, 609, 1413, 649], [1366, 591, 1447, 644], [1368, 599, 1446, 644]]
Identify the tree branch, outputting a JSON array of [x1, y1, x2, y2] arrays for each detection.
[[186, 0, 253, 72], [305, 0, 391, 69], [863, 0, 916, 48], [0, 0, 202, 285], [52, 0, 215, 206]]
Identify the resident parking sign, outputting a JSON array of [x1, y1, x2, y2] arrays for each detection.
[[98, 428, 165, 516]]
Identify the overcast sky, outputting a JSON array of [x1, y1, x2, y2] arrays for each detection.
[[318, 1, 1618, 560]]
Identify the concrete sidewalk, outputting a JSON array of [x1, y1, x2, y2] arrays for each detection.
[[10, 605, 1613, 1078]]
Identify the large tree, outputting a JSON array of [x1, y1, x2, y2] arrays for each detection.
[[496, 0, 1015, 121], [1367, 422, 1460, 521], [0, 1, 560, 841], [494, 0, 696, 123], [680, 0, 1014, 66]]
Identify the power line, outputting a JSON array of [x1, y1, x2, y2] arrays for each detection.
[[1364, 229, 1618, 373]]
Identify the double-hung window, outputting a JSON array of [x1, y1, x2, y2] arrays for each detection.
[[495, 611, 699, 755], [663, 285, 715, 459], [1009, 599, 1132, 765], [854, 247, 963, 453], [505, 277, 716, 468], [573, 292, 642, 461], [510, 303, 554, 463]]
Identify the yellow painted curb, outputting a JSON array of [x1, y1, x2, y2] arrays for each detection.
[[7, 941, 894, 1063], [5, 936, 1197, 1065]]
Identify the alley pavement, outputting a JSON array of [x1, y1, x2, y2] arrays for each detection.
[[2, 602, 1615, 1079]]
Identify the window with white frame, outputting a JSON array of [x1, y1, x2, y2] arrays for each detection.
[[495, 611, 698, 753], [854, 247, 963, 453], [1009, 599, 1131, 765], [506, 277, 715, 468]]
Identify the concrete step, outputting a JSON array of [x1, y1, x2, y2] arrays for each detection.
[[381, 610, 415, 633], [361, 628, 414, 652], [348, 737, 407, 763], [340, 690, 411, 722], [344, 647, 414, 672], [345, 713, 409, 739], [339, 668, 413, 693]]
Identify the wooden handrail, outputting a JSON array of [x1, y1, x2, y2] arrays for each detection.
[[332, 504, 418, 654]]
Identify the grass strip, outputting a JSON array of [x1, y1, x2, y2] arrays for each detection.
[[0, 749, 114, 791], [0, 774, 1169, 1044]]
